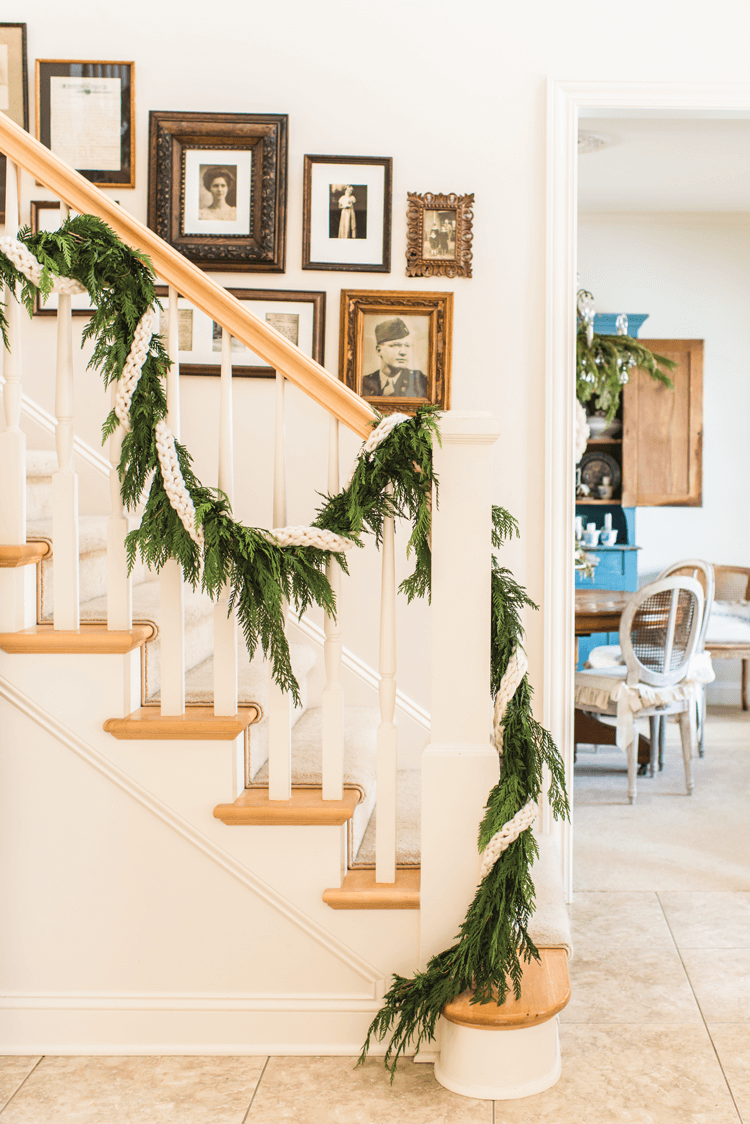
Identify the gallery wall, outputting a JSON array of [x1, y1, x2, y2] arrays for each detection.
[[578, 212, 750, 703], [6, 0, 750, 714]]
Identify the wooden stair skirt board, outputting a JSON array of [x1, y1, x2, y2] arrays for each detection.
[[214, 786, 361, 826], [435, 948, 570, 1101], [0, 541, 51, 567], [323, 868, 420, 910], [0, 622, 155, 654], [104, 705, 260, 740]]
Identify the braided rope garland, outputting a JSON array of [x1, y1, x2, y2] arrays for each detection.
[[0, 236, 87, 295], [479, 644, 538, 881]]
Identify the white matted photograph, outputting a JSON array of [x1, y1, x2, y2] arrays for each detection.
[[182, 148, 252, 236], [30, 201, 95, 316], [155, 287, 325, 377], [303, 154, 391, 271]]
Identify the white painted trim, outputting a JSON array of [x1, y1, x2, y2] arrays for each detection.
[[0, 672, 383, 985], [0, 376, 110, 476], [545, 79, 750, 904], [291, 610, 430, 730], [0, 1044, 399, 1057], [0, 993, 380, 1012]]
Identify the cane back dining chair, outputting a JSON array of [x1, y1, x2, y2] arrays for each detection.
[[575, 576, 704, 804]]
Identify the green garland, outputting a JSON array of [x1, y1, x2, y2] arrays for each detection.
[[576, 289, 676, 423], [0, 215, 569, 1074]]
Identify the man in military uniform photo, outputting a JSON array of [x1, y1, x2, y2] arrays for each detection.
[[361, 317, 428, 398]]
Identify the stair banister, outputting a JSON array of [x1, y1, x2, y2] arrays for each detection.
[[322, 416, 344, 801], [106, 377, 132, 630], [213, 327, 238, 717], [0, 112, 376, 439], [159, 287, 186, 716], [268, 371, 292, 800], [375, 489, 398, 883]]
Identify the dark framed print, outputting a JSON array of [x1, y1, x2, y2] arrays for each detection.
[[36, 60, 135, 187], [0, 23, 29, 223], [339, 290, 452, 415], [30, 201, 98, 316], [153, 287, 324, 377], [148, 111, 288, 273], [406, 192, 474, 278], [303, 155, 392, 272]]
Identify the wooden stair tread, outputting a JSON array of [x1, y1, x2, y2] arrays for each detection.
[[214, 786, 360, 826], [104, 705, 260, 740], [0, 541, 52, 568], [442, 948, 570, 1030], [0, 622, 155, 654], [323, 868, 420, 910]]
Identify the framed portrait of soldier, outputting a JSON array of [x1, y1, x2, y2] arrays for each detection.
[[147, 111, 288, 272], [339, 290, 452, 415], [406, 192, 474, 278], [302, 154, 392, 272]]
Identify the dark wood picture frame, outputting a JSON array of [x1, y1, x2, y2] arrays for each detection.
[[153, 287, 325, 377], [0, 23, 29, 224], [36, 59, 135, 187], [406, 192, 474, 278], [148, 111, 288, 273], [339, 289, 452, 415], [30, 201, 95, 316], [302, 154, 392, 273]]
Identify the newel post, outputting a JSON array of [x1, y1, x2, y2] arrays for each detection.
[[420, 412, 502, 965]]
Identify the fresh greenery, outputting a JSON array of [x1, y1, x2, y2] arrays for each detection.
[[0, 217, 569, 1076], [576, 289, 676, 423]]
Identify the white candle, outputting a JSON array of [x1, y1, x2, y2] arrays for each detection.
[[587, 522, 596, 533], [604, 513, 612, 531]]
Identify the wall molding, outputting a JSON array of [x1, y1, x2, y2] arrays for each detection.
[[0, 993, 380, 1012], [0, 673, 383, 985]]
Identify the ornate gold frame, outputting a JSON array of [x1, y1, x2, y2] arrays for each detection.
[[405, 191, 474, 279]]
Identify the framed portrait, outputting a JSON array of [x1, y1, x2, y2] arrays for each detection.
[[36, 60, 135, 187], [302, 155, 392, 273], [0, 23, 28, 224], [148, 111, 288, 273], [29, 201, 101, 316], [339, 290, 452, 415], [406, 192, 474, 278], [153, 287, 324, 377]]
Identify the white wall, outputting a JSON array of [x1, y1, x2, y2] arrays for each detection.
[[579, 211, 750, 702]]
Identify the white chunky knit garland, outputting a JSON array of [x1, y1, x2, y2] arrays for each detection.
[[479, 644, 538, 881], [0, 235, 87, 296]]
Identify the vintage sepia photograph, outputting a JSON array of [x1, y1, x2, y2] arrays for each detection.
[[329, 183, 367, 239], [339, 289, 453, 414], [148, 111, 287, 272], [303, 154, 391, 271], [160, 308, 194, 351], [406, 191, 474, 278]]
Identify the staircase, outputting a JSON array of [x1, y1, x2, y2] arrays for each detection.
[[0, 113, 507, 1055]]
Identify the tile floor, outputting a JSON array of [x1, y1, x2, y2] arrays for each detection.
[[1, 713, 748, 1122]]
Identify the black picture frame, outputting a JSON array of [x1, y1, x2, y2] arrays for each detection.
[[30, 201, 101, 317], [302, 154, 392, 273], [148, 111, 288, 273], [36, 59, 135, 187], [0, 23, 29, 224]]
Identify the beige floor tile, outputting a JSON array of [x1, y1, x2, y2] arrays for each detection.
[[0, 1055, 266, 1124], [561, 947, 702, 1024], [494, 1024, 740, 1124], [681, 949, 750, 1023], [707, 1024, 750, 1121], [659, 892, 750, 948], [569, 892, 675, 950], [246, 1056, 491, 1123], [0, 1059, 40, 1112]]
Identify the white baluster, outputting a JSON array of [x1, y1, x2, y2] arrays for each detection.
[[160, 285, 185, 715], [51, 205, 80, 630], [107, 379, 132, 631], [213, 326, 238, 716], [375, 492, 397, 883], [322, 415, 344, 800], [0, 157, 34, 633], [268, 370, 292, 799]]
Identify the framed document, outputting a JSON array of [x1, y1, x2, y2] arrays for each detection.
[[0, 23, 29, 223], [302, 155, 392, 273], [36, 60, 135, 187], [30, 201, 96, 316], [153, 287, 324, 376], [148, 111, 288, 273]]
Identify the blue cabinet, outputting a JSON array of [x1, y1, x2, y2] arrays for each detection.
[[576, 505, 639, 668]]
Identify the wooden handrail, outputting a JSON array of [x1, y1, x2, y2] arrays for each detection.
[[0, 113, 376, 439]]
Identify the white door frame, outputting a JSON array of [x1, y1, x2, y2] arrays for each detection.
[[544, 80, 750, 901]]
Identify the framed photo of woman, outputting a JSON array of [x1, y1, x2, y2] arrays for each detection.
[[148, 111, 288, 272], [302, 155, 392, 272]]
